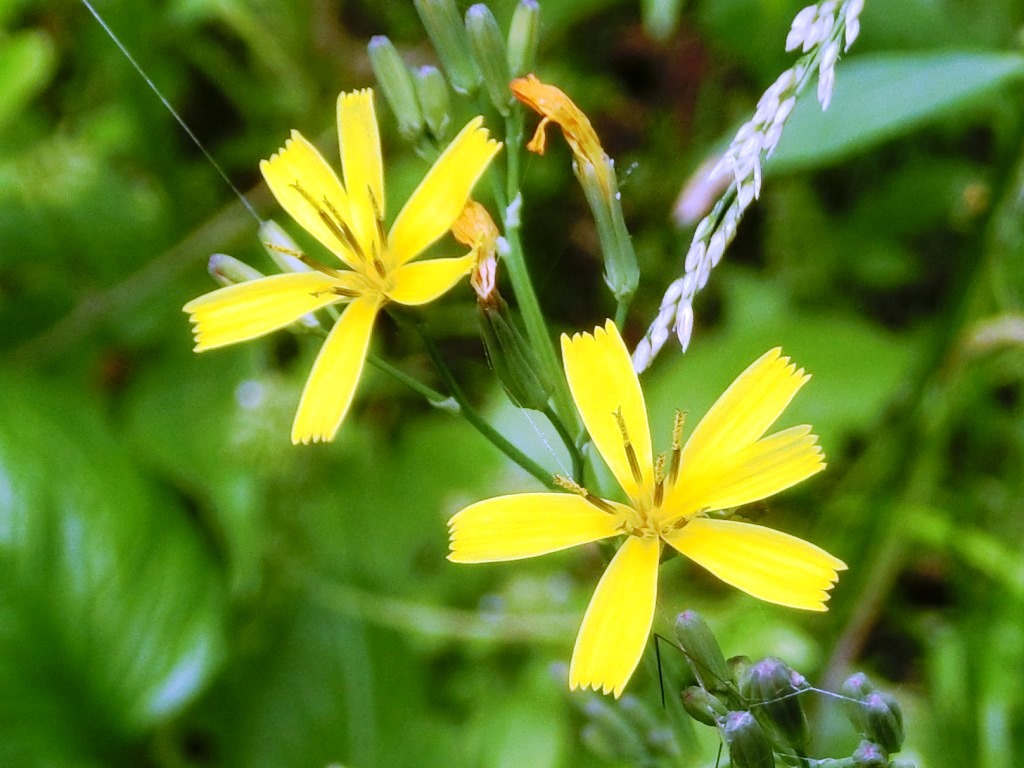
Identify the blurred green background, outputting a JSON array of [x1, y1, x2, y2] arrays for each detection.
[[2, 0, 1023, 765]]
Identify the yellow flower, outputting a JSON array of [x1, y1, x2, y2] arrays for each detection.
[[183, 89, 501, 444], [448, 320, 845, 698], [510, 74, 612, 196]]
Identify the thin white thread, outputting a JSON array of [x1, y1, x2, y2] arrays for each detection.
[[515, 404, 572, 478], [79, 0, 261, 224]]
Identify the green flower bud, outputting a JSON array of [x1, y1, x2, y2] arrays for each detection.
[[861, 691, 904, 754], [842, 672, 876, 699], [681, 685, 728, 727], [507, 0, 540, 77], [368, 36, 424, 141], [578, 157, 639, 304], [739, 657, 809, 750], [413, 65, 451, 141], [721, 711, 774, 768], [841, 672, 876, 733], [414, 0, 480, 95], [208, 253, 263, 287], [674, 610, 730, 692], [478, 296, 553, 412], [729, 655, 752, 686], [852, 740, 889, 768], [465, 4, 514, 116]]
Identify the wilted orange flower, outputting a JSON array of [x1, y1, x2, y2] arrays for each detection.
[[452, 200, 500, 302], [510, 74, 612, 195]]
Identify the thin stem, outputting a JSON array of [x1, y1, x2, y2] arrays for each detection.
[[366, 353, 456, 411], [491, 163, 580, 440], [614, 298, 629, 329], [405, 314, 554, 487], [543, 405, 583, 482]]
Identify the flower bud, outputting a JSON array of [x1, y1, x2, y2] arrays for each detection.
[[208, 253, 263, 287], [507, 0, 540, 77], [368, 36, 424, 141], [721, 711, 774, 768], [674, 610, 731, 692], [414, 0, 480, 95], [861, 691, 904, 754], [840, 672, 876, 732], [738, 657, 809, 750], [579, 158, 639, 303], [414, 65, 452, 141], [852, 740, 889, 768], [681, 685, 728, 727], [465, 4, 514, 116], [841, 672, 876, 699], [728, 655, 752, 686], [478, 296, 553, 412]]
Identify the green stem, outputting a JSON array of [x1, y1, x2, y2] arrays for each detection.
[[366, 353, 455, 411], [407, 315, 555, 487], [543, 405, 584, 482], [614, 299, 629, 329], [491, 117, 581, 438]]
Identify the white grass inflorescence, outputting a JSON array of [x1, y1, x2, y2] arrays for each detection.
[[633, 0, 866, 373]]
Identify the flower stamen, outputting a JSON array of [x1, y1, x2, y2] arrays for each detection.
[[554, 474, 618, 516], [653, 453, 666, 509], [264, 242, 347, 279], [668, 409, 686, 487], [613, 407, 644, 487]]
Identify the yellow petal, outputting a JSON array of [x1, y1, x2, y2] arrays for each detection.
[[447, 493, 624, 563], [664, 518, 846, 611], [678, 348, 810, 477], [665, 426, 825, 520], [562, 321, 654, 503], [570, 535, 660, 698], [291, 296, 379, 444], [183, 272, 355, 351], [338, 89, 385, 264], [259, 131, 357, 267], [387, 253, 476, 305], [388, 117, 501, 266]]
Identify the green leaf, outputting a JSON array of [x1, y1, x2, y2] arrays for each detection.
[[0, 373, 226, 766], [0, 30, 57, 128], [769, 51, 1024, 173], [645, 272, 922, 462]]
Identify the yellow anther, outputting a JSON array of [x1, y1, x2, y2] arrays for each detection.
[[668, 409, 687, 486], [554, 474, 616, 515], [264, 242, 346, 279], [671, 410, 686, 451], [653, 453, 666, 508], [613, 407, 644, 486]]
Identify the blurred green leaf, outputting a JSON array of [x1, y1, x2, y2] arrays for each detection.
[[0, 372, 226, 766], [770, 52, 1024, 173], [0, 30, 56, 128], [645, 272, 921, 458]]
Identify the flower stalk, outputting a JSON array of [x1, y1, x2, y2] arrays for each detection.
[[634, 0, 866, 371]]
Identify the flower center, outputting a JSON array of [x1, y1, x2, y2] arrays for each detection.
[[290, 180, 392, 291]]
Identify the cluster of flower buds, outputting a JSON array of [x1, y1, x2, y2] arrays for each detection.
[[576, 692, 681, 764], [634, 0, 866, 372], [669, 610, 914, 768], [368, 0, 540, 147]]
